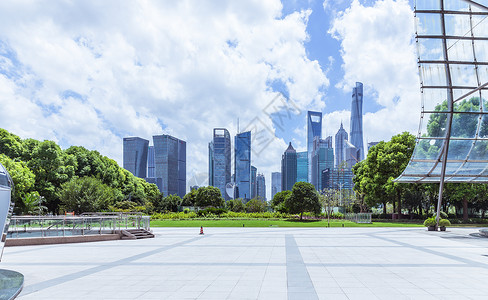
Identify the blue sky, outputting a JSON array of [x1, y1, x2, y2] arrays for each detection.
[[0, 0, 421, 199]]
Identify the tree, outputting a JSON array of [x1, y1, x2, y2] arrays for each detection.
[[195, 186, 225, 208], [271, 190, 291, 213], [245, 198, 266, 213], [225, 198, 245, 212], [21, 192, 47, 215], [319, 188, 340, 226], [0, 129, 23, 159], [0, 154, 35, 209], [181, 189, 198, 206], [285, 182, 321, 220], [153, 194, 181, 212], [59, 177, 115, 214]]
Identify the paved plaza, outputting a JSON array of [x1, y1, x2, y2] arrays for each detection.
[[3, 227, 488, 299]]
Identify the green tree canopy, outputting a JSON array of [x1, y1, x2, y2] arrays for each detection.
[[245, 198, 266, 213], [59, 177, 115, 214], [225, 198, 245, 212], [271, 190, 291, 213], [285, 182, 321, 220], [0, 154, 36, 211], [195, 186, 225, 208]]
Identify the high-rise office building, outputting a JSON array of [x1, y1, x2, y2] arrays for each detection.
[[271, 172, 281, 200], [344, 140, 360, 169], [367, 141, 379, 151], [256, 173, 266, 201], [297, 151, 308, 183], [307, 111, 322, 182], [147, 146, 155, 178], [335, 123, 348, 167], [350, 82, 364, 161], [281, 142, 297, 191], [153, 134, 186, 198], [209, 128, 232, 200], [123, 137, 149, 178], [311, 136, 334, 191], [235, 131, 251, 200], [251, 166, 257, 199]]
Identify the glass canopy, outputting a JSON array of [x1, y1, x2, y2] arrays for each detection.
[[397, 0, 488, 183]]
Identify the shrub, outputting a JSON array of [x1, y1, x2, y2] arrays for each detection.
[[439, 219, 451, 227], [423, 217, 437, 227]]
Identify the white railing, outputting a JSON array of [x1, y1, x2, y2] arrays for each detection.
[[345, 213, 372, 224]]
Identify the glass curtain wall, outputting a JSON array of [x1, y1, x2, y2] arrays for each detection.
[[397, 0, 488, 183]]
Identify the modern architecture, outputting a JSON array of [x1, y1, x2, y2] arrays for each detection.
[[281, 142, 297, 191], [311, 136, 334, 191], [344, 140, 360, 169], [307, 111, 322, 182], [335, 123, 348, 167], [350, 82, 364, 161], [256, 173, 266, 201], [251, 166, 257, 199], [153, 134, 186, 198], [367, 142, 379, 151], [123, 137, 149, 178], [208, 128, 232, 200], [235, 131, 251, 200], [147, 146, 155, 178], [297, 151, 308, 182], [271, 172, 281, 200]]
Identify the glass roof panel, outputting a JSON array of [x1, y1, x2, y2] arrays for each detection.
[[449, 64, 479, 87], [417, 38, 444, 61], [447, 39, 474, 62], [416, 12, 442, 35], [415, 0, 440, 10], [422, 88, 449, 111], [450, 113, 479, 138], [474, 40, 488, 62], [420, 63, 447, 86], [446, 139, 473, 160], [445, 14, 471, 37], [411, 139, 443, 160]]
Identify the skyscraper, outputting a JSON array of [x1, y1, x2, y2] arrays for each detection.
[[311, 136, 334, 191], [256, 173, 266, 201], [147, 146, 155, 178], [307, 111, 322, 182], [271, 172, 281, 200], [350, 82, 364, 161], [123, 137, 149, 178], [153, 134, 186, 198], [281, 142, 297, 191], [335, 123, 348, 167], [235, 131, 251, 200], [344, 140, 360, 169], [209, 128, 232, 200], [297, 151, 308, 182], [251, 166, 257, 199]]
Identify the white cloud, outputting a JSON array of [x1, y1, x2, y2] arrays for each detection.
[[328, 0, 420, 146], [0, 0, 329, 200]]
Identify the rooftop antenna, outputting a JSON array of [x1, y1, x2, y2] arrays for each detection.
[[237, 118, 240, 134]]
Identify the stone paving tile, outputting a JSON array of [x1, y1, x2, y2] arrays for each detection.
[[4, 227, 488, 299]]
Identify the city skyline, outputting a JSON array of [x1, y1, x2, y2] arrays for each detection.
[[0, 0, 421, 201]]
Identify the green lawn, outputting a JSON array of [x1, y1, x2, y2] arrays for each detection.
[[150, 219, 424, 227]]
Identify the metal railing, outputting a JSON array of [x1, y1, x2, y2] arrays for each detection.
[[345, 213, 372, 224], [8, 212, 151, 239]]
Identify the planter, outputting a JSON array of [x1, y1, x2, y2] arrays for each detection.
[[440, 226, 446, 231], [427, 226, 436, 231]]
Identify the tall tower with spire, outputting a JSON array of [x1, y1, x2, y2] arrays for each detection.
[[281, 142, 297, 191], [335, 123, 348, 167], [350, 82, 364, 161]]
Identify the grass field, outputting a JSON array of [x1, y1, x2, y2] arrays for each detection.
[[150, 219, 424, 227]]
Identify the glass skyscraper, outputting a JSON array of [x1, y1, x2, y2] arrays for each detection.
[[350, 82, 364, 161], [123, 137, 149, 178], [235, 131, 251, 200], [281, 142, 297, 191], [256, 173, 266, 201], [311, 136, 334, 191], [251, 166, 257, 199], [153, 134, 186, 198], [307, 111, 322, 182], [297, 151, 308, 182], [335, 122, 348, 167], [271, 172, 281, 200], [147, 146, 155, 178], [209, 128, 231, 200]]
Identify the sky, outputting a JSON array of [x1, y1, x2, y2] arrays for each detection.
[[0, 0, 421, 200]]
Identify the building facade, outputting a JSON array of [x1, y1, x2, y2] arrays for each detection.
[[208, 128, 232, 200], [350, 82, 364, 161], [235, 131, 251, 200], [281, 142, 297, 191], [344, 140, 360, 169], [307, 111, 322, 182], [123, 137, 149, 178], [297, 151, 308, 183], [251, 166, 257, 199], [335, 123, 348, 167], [153, 134, 186, 198], [147, 146, 155, 178], [256, 173, 266, 201], [311, 136, 334, 192], [271, 172, 281, 200]]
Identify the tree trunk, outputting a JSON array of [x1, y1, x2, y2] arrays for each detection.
[[383, 202, 387, 215], [392, 200, 396, 215], [300, 211, 303, 221], [463, 197, 468, 223], [418, 204, 423, 216]]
